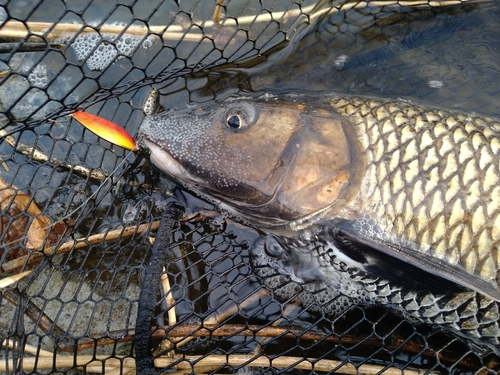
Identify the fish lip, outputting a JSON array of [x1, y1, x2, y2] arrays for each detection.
[[142, 138, 192, 181]]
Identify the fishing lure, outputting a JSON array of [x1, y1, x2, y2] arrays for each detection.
[[72, 111, 138, 151]]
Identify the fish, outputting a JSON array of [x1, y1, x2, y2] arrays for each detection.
[[139, 94, 500, 353]]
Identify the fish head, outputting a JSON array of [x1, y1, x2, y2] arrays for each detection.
[[140, 97, 361, 228]]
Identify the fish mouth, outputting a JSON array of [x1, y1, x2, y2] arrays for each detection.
[[143, 139, 192, 181]]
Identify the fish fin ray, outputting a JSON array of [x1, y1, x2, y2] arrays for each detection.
[[333, 220, 500, 301]]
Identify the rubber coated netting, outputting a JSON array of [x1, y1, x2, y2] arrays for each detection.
[[1, 0, 500, 374]]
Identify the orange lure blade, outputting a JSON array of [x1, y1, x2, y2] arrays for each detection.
[[71, 111, 138, 151]]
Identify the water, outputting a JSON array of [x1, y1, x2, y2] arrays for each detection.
[[179, 1, 500, 117]]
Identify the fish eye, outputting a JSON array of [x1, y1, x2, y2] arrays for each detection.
[[222, 102, 257, 132], [226, 114, 242, 129]]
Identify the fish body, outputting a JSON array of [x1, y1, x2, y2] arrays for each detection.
[[140, 94, 500, 352]]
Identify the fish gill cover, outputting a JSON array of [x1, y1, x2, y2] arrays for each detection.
[[0, 0, 500, 374]]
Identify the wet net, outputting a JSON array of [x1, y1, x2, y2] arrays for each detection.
[[1, 0, 500, 374]]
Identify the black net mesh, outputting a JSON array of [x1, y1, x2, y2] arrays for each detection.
[[1, 0, 500, 374]]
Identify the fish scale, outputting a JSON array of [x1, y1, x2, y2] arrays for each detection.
[[329, 97, 500, 284], [248, 96, 500, 352], [250, 228, 500, 349]]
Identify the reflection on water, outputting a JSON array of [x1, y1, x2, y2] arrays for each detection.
[[172, 1, 500, 118]]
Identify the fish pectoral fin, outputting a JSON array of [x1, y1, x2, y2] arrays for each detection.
[[332, 220, 500, 302]]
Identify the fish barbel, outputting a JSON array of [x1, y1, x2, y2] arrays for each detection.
[[140, 94, 500, 352]]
